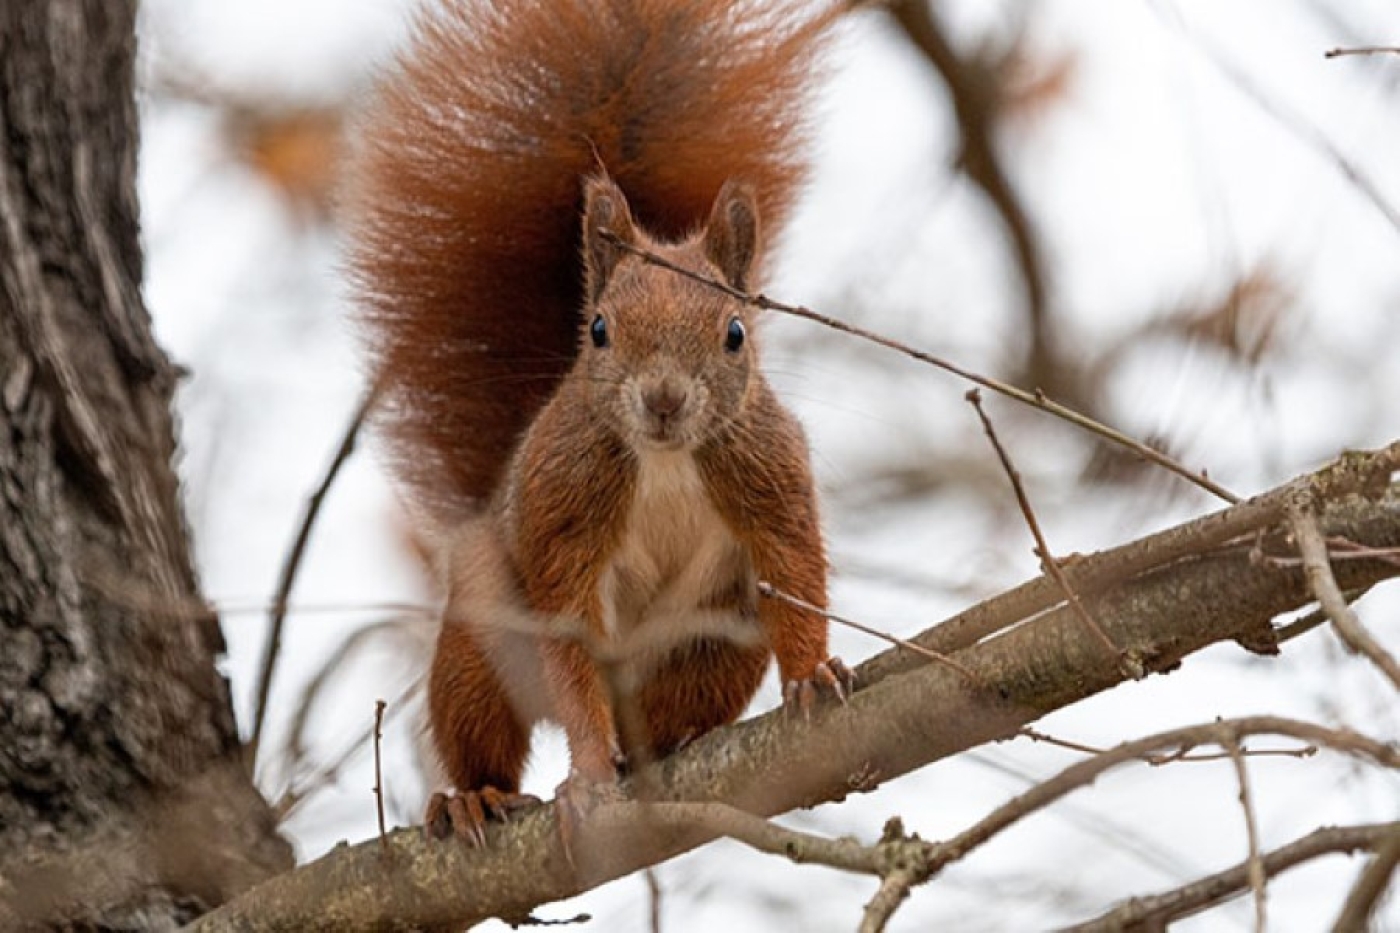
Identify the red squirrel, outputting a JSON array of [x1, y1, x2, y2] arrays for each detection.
[[345, 0, 850, 841]]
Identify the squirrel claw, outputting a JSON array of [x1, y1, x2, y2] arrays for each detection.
[[783, 657, 856, 719], [424, 787, 541, 845]]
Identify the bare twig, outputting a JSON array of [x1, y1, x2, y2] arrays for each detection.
[[275, 616, 421, 799], [275, 679, 419, 820], [1060, 822, 1398, 932], [934, 718, 1398, 873], [1017, 726, 1110, 756], [373, 699, 388, 858], [1222, 732, 1267, 932], [1273, 585, 1373, 645], [1017, 727, 1315, 764], [1251, 541, 1400, 571], [1155, 11, 1400, 238], [250, 381, 381, 764], [602, 232, 1240, 505], [625, 802, 927, 933], [757, 581, 983, 685], [1332, 826, 1400, 932], [625, 801, 885, 875], [511, 914, 592, 928], [1324, 537, 1400, 568], [218, 600, 434, 619], [1289, 501, 1400, 690], [859, 869, 918, 933], [644, 869, 662, 933], [864, 441, 1398, 686], [966, 389, 1131, 674], [885, 0, 1056, 397], [1325, 46, 1400, 58]]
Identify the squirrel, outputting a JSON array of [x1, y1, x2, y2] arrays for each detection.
[[345, 0, 851, 841]]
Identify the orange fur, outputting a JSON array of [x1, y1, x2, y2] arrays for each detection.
[[346, 0, 841, 822], [347, 0, 833, 521]]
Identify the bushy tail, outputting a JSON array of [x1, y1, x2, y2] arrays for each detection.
[[345, 0, 834, 522]]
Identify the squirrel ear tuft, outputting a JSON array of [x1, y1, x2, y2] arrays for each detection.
[[703, 181, 760, 291], [582, 175, 636, 305]]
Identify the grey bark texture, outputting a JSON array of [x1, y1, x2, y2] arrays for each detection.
[[0, 1, 291, 928]]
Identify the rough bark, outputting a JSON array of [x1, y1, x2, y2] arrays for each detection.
[[0, 1, 291, 928], [191, 447, 1400, 932]]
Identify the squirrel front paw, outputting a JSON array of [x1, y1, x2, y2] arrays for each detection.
[[782, 656, 856, 716], [424, 786, 542, 845]]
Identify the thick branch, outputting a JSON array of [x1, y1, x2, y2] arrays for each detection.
[[191, 448, 1400, 931]]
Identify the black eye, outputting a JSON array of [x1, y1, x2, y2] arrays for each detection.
[[590, 314, 609, 348], [724, 317, 745, 353]]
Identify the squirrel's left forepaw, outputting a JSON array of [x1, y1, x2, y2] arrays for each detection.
[[783, 657, 856, 717]]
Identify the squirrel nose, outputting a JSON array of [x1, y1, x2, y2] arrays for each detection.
[[642, 382, 687, 419]]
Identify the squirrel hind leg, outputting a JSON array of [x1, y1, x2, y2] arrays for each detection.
[[426, 621, 535, 841], [633, 637, 769, 758]]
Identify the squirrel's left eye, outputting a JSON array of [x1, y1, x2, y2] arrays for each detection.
[[724, 317, 746, 353], [589, 314, 610, 349]]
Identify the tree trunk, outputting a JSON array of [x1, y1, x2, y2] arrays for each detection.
[[0, 1, 291, 928]]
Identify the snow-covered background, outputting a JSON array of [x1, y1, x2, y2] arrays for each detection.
[[135, 0, 1398, 929]]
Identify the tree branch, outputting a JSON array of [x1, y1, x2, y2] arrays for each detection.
[[1331, 825, 1400, 932], [1290, 500, 1400, 689], [1059, 822, 1399, 932], [190, 446, 1400, 931]]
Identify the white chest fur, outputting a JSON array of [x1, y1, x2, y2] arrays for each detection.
[[600, 449, 755, 660]]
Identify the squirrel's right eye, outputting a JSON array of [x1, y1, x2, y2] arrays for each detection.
[[589, 314, 610, 348]]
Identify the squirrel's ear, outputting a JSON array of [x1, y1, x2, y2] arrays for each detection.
[[703, 181, 759, 291], [582, 176, 636, 305]]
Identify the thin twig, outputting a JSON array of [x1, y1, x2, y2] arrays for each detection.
[[217, 600, 434, 619], [1060, 822, 1398, 932], [1325, 46, 1400, 58], [374, 698, 389, 858], [887, 0, 1055, 397], [1273, 584, 1373, 645], [1017, 727, 1108, 756], [1151, 745, 1315, 765], [1223, 731, 1267, 932], [625, 801, 885, 875], [1324, 537, 1400, 568], [602, 232, 1240, 505], [276, 616, 420, 796], [859, 869, 918, 933], [1252, 546, 1400, 571], [644, 869, 662, 933], [1289, 502, 1400, 690], [757, 581, 984, 686], [1017, 727, 1315, 764], [249, 381, 381, 764], [1156, 12, 1400, 238], [934, 718, 1398, 873], [966, 389, 1131, 674], [511, 914, 592, 928], [1332, 826, 1400, 932], [275, 679, 419, 819]]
